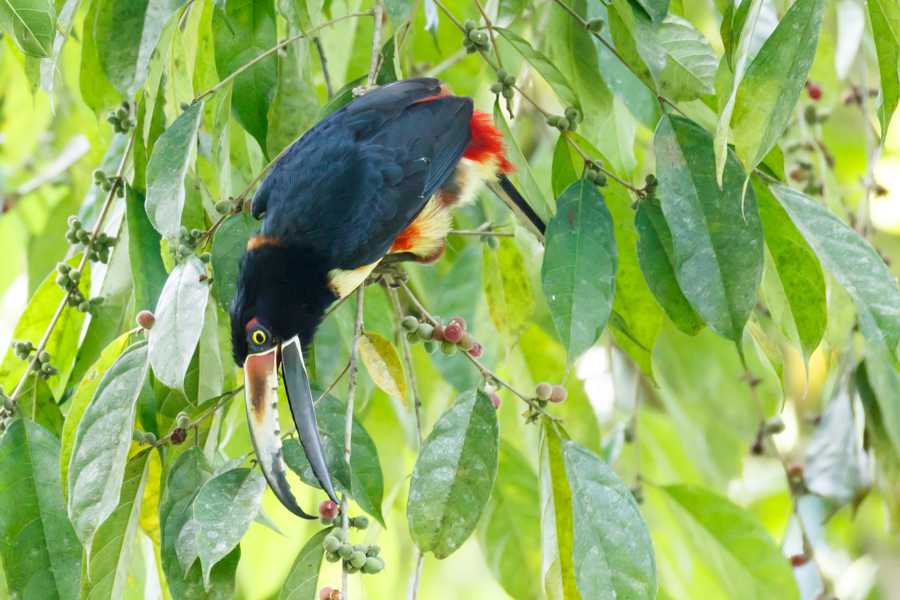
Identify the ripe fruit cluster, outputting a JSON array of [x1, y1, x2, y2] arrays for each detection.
[[132, 428, 157, 445], [318, 588, 342, 600], [401, 315, 483, 358], [92, 168, 125, 199], [11, 341, 59, 380], [462, 19, 490, 54], [174, 225, 205, 260], [106, 102, 134, 134], [489, 68, 517, 100], [321, 526, 385, 575], [547, 106, 583, 132], [66, 215, 116, 263], [584, 159, 608, 187], [55, 263, 103, 313]]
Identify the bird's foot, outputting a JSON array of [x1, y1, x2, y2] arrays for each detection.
[[371, 262, 410, 288]]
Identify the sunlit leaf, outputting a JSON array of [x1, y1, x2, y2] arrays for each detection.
[[483, 238, 535, 353], [211, 212, 261, 313], [0, 419, 81, 600], [657, 16, 717, 101], [867, 0, 900, 138], [126, 185, 167, 312], [0, 0, 56, 58], [359, 333, 407, 405], [408, 389, 499, 559], [67, 341, 150, 558], [278, 528, 330, 600]]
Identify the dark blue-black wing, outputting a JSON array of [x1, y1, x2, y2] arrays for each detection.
[[254, 78, 473, 269]]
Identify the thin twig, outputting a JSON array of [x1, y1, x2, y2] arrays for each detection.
[[366, 0, 385, 88], [408, 552, 426, 600], [194, 11, 373, 103], [424, 49, 468, 78], [473, 0, 513, 116], [631, 371, 642, 490], [448, 229, 513, 237], [341, 288, 365, 597], [150, 386, 244, 447], [9, 131, 137, 404], [313, 37, 334, 99]]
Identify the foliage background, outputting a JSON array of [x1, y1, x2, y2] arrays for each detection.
[[1, 0, 900, 597]]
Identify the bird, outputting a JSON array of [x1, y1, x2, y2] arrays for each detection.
[[230, 77, 545, 519]]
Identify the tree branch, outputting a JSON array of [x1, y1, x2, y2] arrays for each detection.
[[313, 37, 335, 99], [341, 287, 365, 597], [366, 0, 385, 88]]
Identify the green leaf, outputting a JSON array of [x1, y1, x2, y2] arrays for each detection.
[[493, 100, 553, 223], [661, 485, 801, 600], [607, 2, 665, 92], [283, 433, 352, 496], [0, 419, 81, 599], [408, 389, 500, 559], [0, 0, 56, 57], [861, 353, 900, 460], [753, 179, 826, 363], [636, 0, 669, 27], [81, 451, 151, 599], [745, 316, 784, 399], [478, 443, 542, 600], [869, 0, 900, 138], [211, 212, 261, 313], [483, 238, 535, 353], [126, 185, 167, 312], [634, 200, 704, 335], [213, 0, 277, 158], [657, 16, 718, 101], [770, 184, 900, 365], [495, 27, 581, 111], [359, 333, 407, 405], [732, 0, 825, 174], [194, 467, 266, 587], [149, 256, 210, 391], [278, 528, 330, 600], [145, 101, 204, 241], [654, 115, 763, 345], [541, 179, 618, 365], [94, 0, 190, 96], [0, 255, 89, 401], [159, 448, 240, 599], [60, 333, 131, 496], [539, 425, 582, 600], [67, 341, 150, 558], [79, 0, 120, 114], [266, 39, 319, 158]]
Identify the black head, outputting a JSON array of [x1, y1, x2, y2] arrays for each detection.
[[230, 238, 338, 366]]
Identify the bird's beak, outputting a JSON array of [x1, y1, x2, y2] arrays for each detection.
[[243, 337, 339, 519]]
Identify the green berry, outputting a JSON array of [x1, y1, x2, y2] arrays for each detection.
[[350, 551, 367, 568], [565, 107, 581, 123], [585, 170, 599, 183], [176, 414, 191, 429], [325, 551, 341, 563], [595, 173, 608, 187], [39, 351, 51, 363], [471, 30, 488, 45], [116, 185, 124, 198], [486, 236, 500, 250], [215, 200, 232, 215], [56, 274, 70, 288], [462, 34, 475, 48], [352, 515, 369, 530], [416, 323, 434, 340], [179, 101, 191, 111], [440, 341, 458, 356], [466, 46, 478, 54], [320, 516, 334, 525], [401, 315, 419, 332], [92, 169, 105, 182], [547, 115, 560, 127], [464, 19, 476, 31], [346, 564, 360, 575], [338, 544, 354, 560], [501, 88, 514, 100], [78, 301, 91, 312], [496, 68, 508, 80], [324, 535, 341, 553], [423, 339, 439, 355], [200, 252, 211, 264], [490, 82, 503, 94], [765, 416, 786, 435], [406, 332, 422, 345], [645, 174, 657, 186], [458, 333, 476, 352], [535, 382, 552, 401], [587, 18, 605, 32], [556, 118, 569, 130], [143, 432, 157, 444], [133, 429, 144, 442], [115, 107, 128, 120], [366, 544, 381, 556], [363, 556, 384, 574], [101, 180, 112, 192], [503, 74, 516, 86]]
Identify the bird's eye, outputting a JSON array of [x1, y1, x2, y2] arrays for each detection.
[[251, 329, 268, 346]]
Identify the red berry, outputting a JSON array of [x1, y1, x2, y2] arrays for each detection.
[[448, 316, 467, 332], [469, 343, 483, 358], [489, 392, 501, 408], [807, 81, 822, 100], [443, 323, 463, 344], [432, 325, 445, 342], [549, 385, 568, 403], [789, 554, 807, 567], [319, 500, 339, 519], [319, 588, 334, 600], [136, 310, 155, 329], [788, 464, 804, 478]]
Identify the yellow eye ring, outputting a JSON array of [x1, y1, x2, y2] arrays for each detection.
[[251, 330, 267, 345]]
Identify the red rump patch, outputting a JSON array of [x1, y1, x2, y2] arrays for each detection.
[[465, 111, 515, 175]]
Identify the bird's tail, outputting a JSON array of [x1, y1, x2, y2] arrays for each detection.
[[487, 176, 546, 242]]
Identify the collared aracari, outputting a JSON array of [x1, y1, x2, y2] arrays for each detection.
[[230, 77, 545, 518]]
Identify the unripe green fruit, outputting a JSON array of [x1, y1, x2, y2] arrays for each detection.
[[556, 118, 569, 130], [353, 543, 367, 553], [57, 263, 70, 274], [1, 396, 13, 411], [331, 528, 347, 543], [215, 200, 232, 215], [464, 19, 476, 31], [765, 416, 785, 435], [133, 429, 144, 442], [501, 88, 514, 100], [587, 18, 605, 32], [595, 173, 608, 187], [440, 341, 458, 356], [565, 107, 581, 123], [406, 332, 422, 345], [56, 274, 70, 288], [324, 536, 342, 553], [179, 101, 191, 111], [352, 515, 369, 529], [106, 113, 118, 124], [346, 564, 360, 575], [115, 107, 128, 119], [200, 252, 211, 264], [496, 68, 507, 80], [471, 30, 488, 45], [338, 544, 354, 560], [592, 159, 605, 170], [39, 351, 51, 363], [143, 432, 157, 444], [116, 185, 125, 198], [320, 516, 335, 525], [101, 180, 112, 192], [567, 122, 578, 132], [350, 551, 367, 568], [363, 556, 384, 574], [69, 269, 80, 281], [176, 414, 191, 429], [41, 363, 52, 374], [466, 46, 478, 54], [490, 82, 503, 94], [585, 170, 599, 183], [535, 382, 552, 401], [78, 301, 91, 313], [401, 315, 419, 332], [423, 339, 439, 355], [462, 35, 475, 48], [92, 169, 105, 182], [645, 173, 657, 186], [458, 333, 476, 352], [366, 544, 381, 556], [416, 323, 434, 340], [503, 74, 516, 86], [325, 551, 341, 563]]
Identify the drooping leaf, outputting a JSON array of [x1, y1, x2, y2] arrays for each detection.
[[60, 332, 131, 496], [278, 528, 330, 600], [358, 333, 407, 405], [607, 2, 665, 91], [657, 15, 718, 101], [770, 184, 900, 365], [861, 352, 900, 460], [541, 179, 618, 365], [493, 100, 553, 223], [149, 256, 210, 391], [211, 212, 261, 313], [0, 0, 56, 58], [194, 467, 266, 587], [39, 0, 81, 99], [126, 185, 168, 312], [635, 0, 669, 27], [67, 342, 150, 558], [283, 434, 352, 496], [145, 102, 204, 241], [744, 316, 784, 399], [732, 0, 825, 174], [483, 238, 535, 353], [159, 448, 240, 599], [495, 27, 581, 111], [634, 199, 704, 335], [654, 115, 763, 345], [753, 179, 826, 363], [0, 255, 90, 401], [94, 0, 190, 96], [212, 0, 278, 157], [0, 419, 81, 600], [79, 0, 120, 115], [478, 443, 542, 600], [267, 38, 319, 158], [661, 485, 801, 599], [867, 0, 900, 138], [408, 389, 500, 559], [81, 451, 151, 599]]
